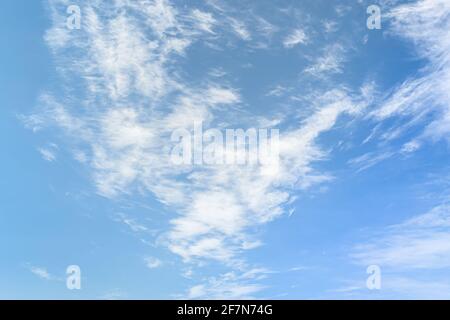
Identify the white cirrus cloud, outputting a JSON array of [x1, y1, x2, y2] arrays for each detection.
[[38, 147, 57, 162], [283, 29, 307, 48], [352, 204, 450, 269], [370, 0, 450, 146], [304, 43, 346, 77], [145, 257, 163, 269], [28, 265, 52, 280]]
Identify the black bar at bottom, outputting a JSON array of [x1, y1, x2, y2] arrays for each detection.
[[0, 300, 446, 318]]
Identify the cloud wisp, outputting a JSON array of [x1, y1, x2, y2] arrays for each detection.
[[370, 0, 450, 147]]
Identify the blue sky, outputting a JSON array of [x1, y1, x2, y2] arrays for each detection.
[[1, 0, 450, 299]]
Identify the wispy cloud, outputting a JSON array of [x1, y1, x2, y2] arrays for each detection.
[[283, 29, 307, 48], [183, 268, 270, 299], [304, 43, 346, 77], [348, 151, 395, 172], [228, 17, 251, 41], [114, 213, 148, 233], [266, 85, 291, 97], [370, 0, 450, 146], [38, 146, 57, 162], [145, 257, 163, 269], [28, 265, 53, 280], [99, 289, 127, 300], [190, 9, 217, 34], [353, 204, 450, 269]]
